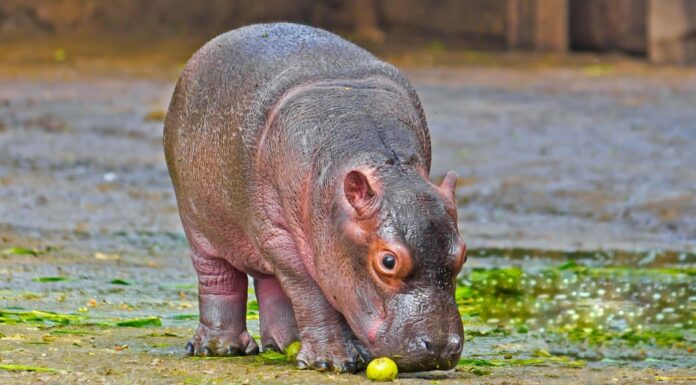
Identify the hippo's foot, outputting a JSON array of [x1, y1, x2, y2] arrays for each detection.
[[185, 323, 259, 356], [254, 275, 299, 352], [186, 249, 258, 357], [295, 324, 366, 373]]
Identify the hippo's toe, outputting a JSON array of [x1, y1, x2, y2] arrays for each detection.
[[294, 340, 362, 373], [185, 323, 259, 357]]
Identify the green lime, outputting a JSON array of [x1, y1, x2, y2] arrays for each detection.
[[285, 341, 302, 362], [366, 357, 398, 381]]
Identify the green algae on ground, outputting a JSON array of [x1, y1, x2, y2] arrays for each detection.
[[0, 309, 83, 325], [115, 316, 161, 327], [467, 248, 696, 266], [565, 327, 688, 347], [247, 300, 259, 312], [457, 264, 695, 323], [50, 328, 97, 336], [32, 276, 72, 283], [0, 308, 162, 328], [458, 355, 585, 370], [170, 313, 198, 321], [1, 246, 39, 256], [0, 364, 57, 372], [458, 358, 506, 367], [457, 365, 493, 376], [246, 300, 260, 320], [456, 256, 695, 357], [255, 350, 289, 364]]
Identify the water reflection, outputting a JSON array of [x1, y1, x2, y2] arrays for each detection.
[[456, 248, 695, 367]]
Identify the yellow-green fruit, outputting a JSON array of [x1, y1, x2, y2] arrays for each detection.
[[285, 341, 302, 362], [366, 357, 398, 381]]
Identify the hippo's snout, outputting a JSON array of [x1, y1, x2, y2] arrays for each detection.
[[366, 294, 464, 372], [425, 333, 464, 363], [394, 332, 462, 371]]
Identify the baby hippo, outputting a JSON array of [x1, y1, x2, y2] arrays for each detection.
[[164, 23, 467, 373]]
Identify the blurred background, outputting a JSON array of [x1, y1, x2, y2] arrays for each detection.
[[1, 0, 695, 63], [0, 1, 695, 384]]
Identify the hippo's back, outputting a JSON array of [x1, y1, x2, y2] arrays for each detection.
[[165, 23, 395, 169], [164, 23, 427, 235]]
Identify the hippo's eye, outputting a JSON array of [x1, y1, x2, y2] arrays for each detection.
[[371, 246, 412, 290], [381, 254, 396, 270]]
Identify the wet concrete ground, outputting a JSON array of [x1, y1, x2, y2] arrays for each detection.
[[0, 44, 695, 383]]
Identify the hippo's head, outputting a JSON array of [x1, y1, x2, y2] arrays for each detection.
[[318, 165, 466, 372]]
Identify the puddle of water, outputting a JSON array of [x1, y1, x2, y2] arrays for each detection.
[[457, 248, 696, 368]]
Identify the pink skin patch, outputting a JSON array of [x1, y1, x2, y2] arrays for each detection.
[[254, 275, 286, 300], [367, 319, 384, 345]]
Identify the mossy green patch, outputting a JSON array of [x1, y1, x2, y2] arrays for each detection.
[[0, 308, 161, 328], [458, 355, 585, 369], [50, 328, 97, 336], [255, 350, 288, 364], [115, 316, 161, 327], [171, 313, 198, 321], [0, 364, 57, 372], [455, 254, 695, 353], [458, 358, 505, 367], [246, 299, 259, 320], [1, 246, 39, 256], [0, 309, 83, 325], [457, 365, 493, 376], [565, 327, 687, 347], [32, 276, 72, 283]]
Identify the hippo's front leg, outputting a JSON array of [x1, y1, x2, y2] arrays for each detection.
[[281, 275, 365, 373], [186, 250, 259, 356], [261, 234, 365, 373]]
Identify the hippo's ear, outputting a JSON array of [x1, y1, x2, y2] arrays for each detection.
[[344, 170, 378, 217], [438, 171, 458, 205]]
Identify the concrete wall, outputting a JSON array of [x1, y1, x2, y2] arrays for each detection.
[[507, 0, 568, 51], [0, 0, 550, 50], [0, 0, 314, 37], [376, 0, 509, 48], [648, 0, 696, 64], [569, 0, 648, 54], [1, 0, 695, 64]]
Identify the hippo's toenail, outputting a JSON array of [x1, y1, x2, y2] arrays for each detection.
[[226, 346, 243, 356], [185, 342, 195, 355], [313, 360, 330, 372], [295, 360, 309, 370]]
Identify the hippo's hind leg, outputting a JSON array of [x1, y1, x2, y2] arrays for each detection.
[[253, 275, 299, 352], [186, 249, 259, 356]]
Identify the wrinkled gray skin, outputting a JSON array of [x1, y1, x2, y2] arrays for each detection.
[[164, 23, 466, 373]]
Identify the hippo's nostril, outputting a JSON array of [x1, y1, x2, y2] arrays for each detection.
[[444, 334, 463, 358]]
